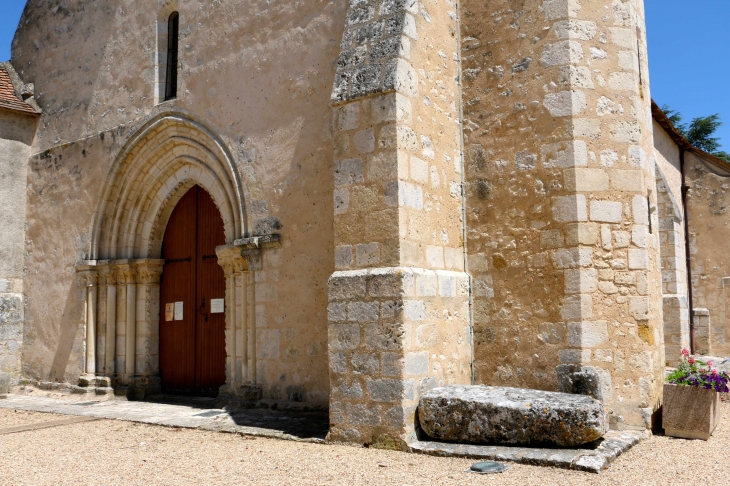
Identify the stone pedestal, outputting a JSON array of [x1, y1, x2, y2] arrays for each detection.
[[663, 383, 721, 440]]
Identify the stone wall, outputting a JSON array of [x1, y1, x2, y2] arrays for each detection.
[[0, 108, 36, 385], [12, 0, 347, 406], [685, 151, 730, 357], [460, 0, 664, 429], [327, 0, 471, 447]]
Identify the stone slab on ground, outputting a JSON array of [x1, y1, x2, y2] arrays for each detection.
[[0, 394, 328, 442], [419, 385, 609, 447], [410, 430, 645, 474]]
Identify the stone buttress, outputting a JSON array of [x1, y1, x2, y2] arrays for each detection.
[[327, 0, 472, 447], [461, 0, 665, 429]]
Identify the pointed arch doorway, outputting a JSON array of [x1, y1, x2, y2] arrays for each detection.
[[160, 185, 227, 396]]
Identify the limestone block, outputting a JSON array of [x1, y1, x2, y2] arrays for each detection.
[[567, 321, 608, 347], [540, 41, 584, 67], [552, 194, 587, 222], [556, 364, 612, 401], [368, 378, 414, 402], [335, 246, 354, 269], [565, 168, 609, 192], [573, 118, 601, 139], [552, 247, 593, 269], [338, 103, 361, 131], [558, 65, 594, 89], [614, 231, 631, 248], [544, 90, 587, 117], [541, 140, 588, 168], [663, 384, 722, 440], [628, 249, 648, 270], [611, 170, 644, 192], [334, 158, 365, 187], [609, 27, 634, 48], [419, 386, 609, 447], [590, 200, 623, 223], [600, 149, 618, 167], [564, 268, 598, 294], [348, 301, 379, 322], [561, 294, 593, 320], [538, 322, 566, 344], [553, 20, 597, 41]]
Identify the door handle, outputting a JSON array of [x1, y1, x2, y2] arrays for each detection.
[[199, 297, 208, 323]]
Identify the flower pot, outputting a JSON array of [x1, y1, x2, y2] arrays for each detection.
[[662, 383, 722, 440]]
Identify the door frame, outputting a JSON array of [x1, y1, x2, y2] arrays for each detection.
[[76, 114, 258, 397]]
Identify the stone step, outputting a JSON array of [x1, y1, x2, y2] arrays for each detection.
[[418, 385, 608, 447]]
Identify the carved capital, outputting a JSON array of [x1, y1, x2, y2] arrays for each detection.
[[216, 245, 248, 276], [115, 263, 137, 285], [98, 263, 117, 286], [75, 263, 99, 287], [77, 272, 98, 287], [136, 259, 165, 284]]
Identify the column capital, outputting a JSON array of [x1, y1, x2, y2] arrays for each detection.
[[114, 261, 138, 285], [216, 245, 248, 276], [98, 262, 118, 286], [75, 262, 99, 287], [135, 259, 165, 284]]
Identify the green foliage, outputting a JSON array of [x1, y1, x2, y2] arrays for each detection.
[[662, 104, 728, 161]]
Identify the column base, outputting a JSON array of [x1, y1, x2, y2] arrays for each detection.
[[77, 374, 115, 398]]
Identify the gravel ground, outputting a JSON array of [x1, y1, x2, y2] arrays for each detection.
[[0, 404, 728, 486], [0, 409, 67, 429]]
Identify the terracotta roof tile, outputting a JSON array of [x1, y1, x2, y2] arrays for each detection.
[[0, 64, 38, 115]]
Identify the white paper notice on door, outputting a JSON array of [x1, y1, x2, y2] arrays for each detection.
[[210, 298, 224, 314], [174, 301, 184, 320]]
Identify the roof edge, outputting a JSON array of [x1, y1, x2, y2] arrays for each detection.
[[651, 100, 729, 171], [0, 61, 41, 115]]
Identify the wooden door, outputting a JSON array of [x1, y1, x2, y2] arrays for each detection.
[[160, 185, 227, 396]]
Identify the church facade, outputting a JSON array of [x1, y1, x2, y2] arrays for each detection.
[[1, 0, 728, 449]]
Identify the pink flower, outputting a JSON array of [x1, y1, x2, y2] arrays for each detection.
[[712, 368, 718, 376], [681, 348, 689, 357], [689, 357, 695, 365], [707, 360, 714, 367]]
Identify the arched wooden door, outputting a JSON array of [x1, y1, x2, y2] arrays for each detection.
[[160, 185, 227, 396]]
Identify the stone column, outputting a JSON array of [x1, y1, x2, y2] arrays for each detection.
[[328, 1, 472, 448], [216, 246, 248, 390], [77, 265, 99, 376], [242, 248, 262, 385], [460, 0, 664, 429], [99, 263, 118, 377], [117, 260, 137, 385], [135, 259, 164, 395], [240, 269, 249, 384], [114, 262, 134, 383]]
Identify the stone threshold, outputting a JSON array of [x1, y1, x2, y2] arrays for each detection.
[[0, 394, 328, 443], [410, 430, 647, 474]]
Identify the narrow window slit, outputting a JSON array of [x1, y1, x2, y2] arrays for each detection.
[[165, 12, 179, 101]]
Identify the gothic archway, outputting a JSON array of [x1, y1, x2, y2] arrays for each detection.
[[77, 113, 253, 397]]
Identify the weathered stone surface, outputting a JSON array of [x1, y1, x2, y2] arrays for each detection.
[[411, 430, 644, 474], [663, 384, 722, 440], [419, 385, 609, 447]]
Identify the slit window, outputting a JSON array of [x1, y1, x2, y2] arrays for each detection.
[[164, 12, 179, 101]]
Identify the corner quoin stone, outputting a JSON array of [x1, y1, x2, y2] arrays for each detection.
[[418, 385, 609, 447]]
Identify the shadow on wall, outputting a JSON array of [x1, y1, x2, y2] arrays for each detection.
[[48, 285, 84, 382]]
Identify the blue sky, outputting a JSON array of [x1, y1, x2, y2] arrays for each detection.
[[0, 1, 727, 149]]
